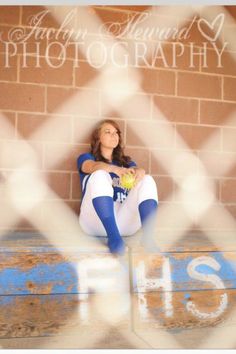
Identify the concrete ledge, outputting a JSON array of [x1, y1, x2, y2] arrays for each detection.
[[0, 232, 236, 295]]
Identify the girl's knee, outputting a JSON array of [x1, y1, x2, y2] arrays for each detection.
[[138, 174, 158, 201], [87, 170, 113, 198], [89, 170, 112, 183], [141, 174, 157, 187]]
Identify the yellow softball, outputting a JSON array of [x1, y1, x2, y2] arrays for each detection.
[[120, 172, 136, 190]]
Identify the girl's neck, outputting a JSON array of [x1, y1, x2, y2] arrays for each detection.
[[101, 147, 113, 162]]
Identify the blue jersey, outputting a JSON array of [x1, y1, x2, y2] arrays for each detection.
[[77, 152, 137, 203]]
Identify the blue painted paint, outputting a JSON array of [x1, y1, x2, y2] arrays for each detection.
[[170, 253, 236, 290], [133, 252, 236, 292], [1, 248, 236, 295], [181, 293, 191, 305], [0, 262, 78, 295], [0, 296, 15, 305], [195, 264, 216, 274]]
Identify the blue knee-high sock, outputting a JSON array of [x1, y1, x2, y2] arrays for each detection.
[[138, 199, 159, 251], [92, 196, 125, 254], [139, 199, 158, 225]]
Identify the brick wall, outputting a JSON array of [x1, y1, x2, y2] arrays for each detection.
[[0, 5, 235, 232]]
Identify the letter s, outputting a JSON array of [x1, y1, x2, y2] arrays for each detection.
[[186, 256, 228, 319]]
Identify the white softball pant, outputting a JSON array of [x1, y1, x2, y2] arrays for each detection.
[[79, 170, 158, 237]]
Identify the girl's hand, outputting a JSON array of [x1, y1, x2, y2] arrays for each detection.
[[133, 168, 145, 184], [112, 166, 130, 178]]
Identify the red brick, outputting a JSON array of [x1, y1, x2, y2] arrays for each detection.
[[21, 6, 64, 28], [47, 172, 71, 199], [71, 172, 81, 200], [101, 93, 152, 120], [15, 219, 36, 231], [0, 112, 16, 139], [154, 201, 189, 229], [44, 143, 89, 172], [223, 25, 236, 52], [0, 82, 45, 112], [224, 77, 236, 102], [198, 151, 236, 178], [151, 148, 201, 177], [150, 150, 173, 176], [0, 199, 20, 229], [14, 206, 44, 231], [225, 162, 236, 179], [221, 178, 236, 203], [75, 61, 98, 87], [0, 26, 11, 53], [214, 178, 221, 200], [152, 43, 200, 72], [176, 124, 221, 151], [73, 118, 98, 144], [199, 202, 235, 231], [40, 200, 80, 231], [174, 176, 220, 201], [92, 7, 131, 37], [177, 72, 221, 99], [222, 128, 236, 152], [99, 6, 151, 12], [0, 53, 17, 81], [171, 44, 200, 72], [67, 200, 81, 215], [124, 147, 149, 172], [73, 33, 109, 63], [126, 121, 175, 149], [225, 6, 236, 20], [46, 37, 76, 60], [180, 16, 223, 48], [103, 109, 122, 120], [151, 43, 175, 69], [153, 175, 174, 201], [73, 117, 125, 144], [200, 100, 236, 126], [153, 96, 199, 123], [0, 6, 20, 24], [0, 140, 43, 169], [19, 56, 74, 85], [141, 69, 175, 95], [47, 87, 100, 117], [225, 204, 236, 220], [17, 113, 72, 143], [18, 27, 48, 56], [201, 49, 236, 76], [68, 200, 81, 214], [0, 25, 48, 56]]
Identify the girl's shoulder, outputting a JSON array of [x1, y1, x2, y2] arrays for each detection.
[[77, 152, 95, 170], [78, 152, 95, 160]]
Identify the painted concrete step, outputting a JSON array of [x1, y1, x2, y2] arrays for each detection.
[[131, 250, 236, 292], [0, 232, 236, 295], [0, 293, 130, 340], [1, 324, 236, 349], [1, 230, 236, 252], [133, 289, 236, 330], [0, 290, 235, 340], [0, 250, 130, 296]]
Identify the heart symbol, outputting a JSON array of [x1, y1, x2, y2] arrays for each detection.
[[197, 13, 225, 42]]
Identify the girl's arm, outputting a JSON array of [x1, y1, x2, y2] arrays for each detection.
[[132, 167, 146, 183], [81, 160, 132, 178]]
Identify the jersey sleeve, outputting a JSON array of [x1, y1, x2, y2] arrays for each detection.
[[77, 153, 95, 172], [128, 160, 137, 168]]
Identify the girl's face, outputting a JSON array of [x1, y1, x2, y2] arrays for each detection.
[[99, 123, 119, 149]]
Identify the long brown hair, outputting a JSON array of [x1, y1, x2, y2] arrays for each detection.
[[90, 119, 132, 167]]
